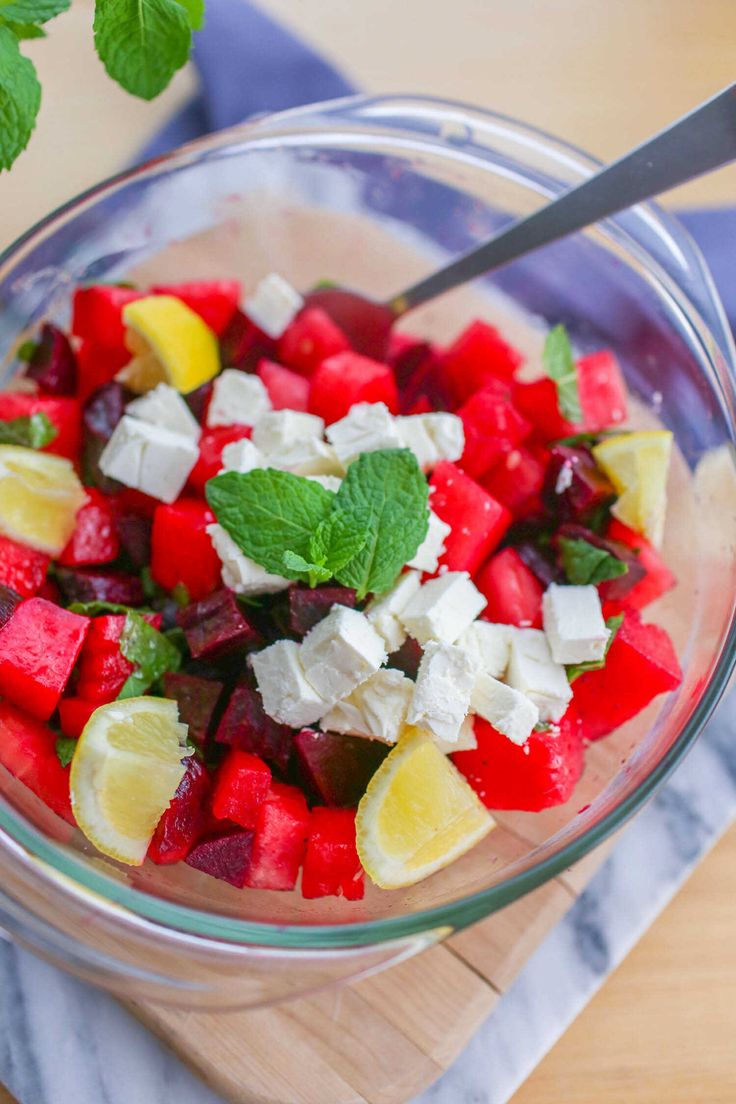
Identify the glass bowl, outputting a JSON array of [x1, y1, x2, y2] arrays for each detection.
[[0, 95, 734, 1010]]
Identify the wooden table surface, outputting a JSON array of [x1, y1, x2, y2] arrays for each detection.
[[1, 2, 735, 1101]]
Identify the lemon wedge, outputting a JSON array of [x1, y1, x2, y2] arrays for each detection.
[[593, 430, 673, 546], [356, 726, 495, 889], [0, 445, 87, 555], [117, 295, 220, 395], [70, 697, 190, 866]]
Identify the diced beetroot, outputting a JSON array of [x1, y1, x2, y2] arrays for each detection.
[[55, 567, 145, 607], [219, 309, 276, 371], [76, 342, 131, 404], [244, 782, 311, 892], [151, 280, 241, 336], [75, 612, 161, 703], [457, 380, 531, 479], [440, 320, 524, 404], [0, 585, 21, 630], [309, 351, 399, 424], [183, 380, 214, 424], [214, 682, 293, 773], [389, 332, 434, 390], [543, 445, 616, 522], [515, 541, 561, 588], [83, 380, 126, 441], [71, 285, 142, 352], [277, 307, 350, 376], [387, 635, 423, 680], [0, 393, 81, 462], [161, 672, 223, 748], [476, 547, 544, 628], [0, 534, 49, 598], [185, 829, 254, 887], [404, 393, 434, 416], [482, 445, 548, 519], [294, 729, 389, 807], [257, 359, 309, 412], [177, 590, 261, 659], [514, 350, 628, 441], [25, 323, 77, 396], [114, 511, 152, 568], [57, 488, 119, 566], [554, 522, 646, 599], [0, 700, 75, 823], [604, 520, 676, 611], [212, 750, 271, 829], [36, 579, 61, 604], [58, 697, 97, 738], [188, 425, 252, 493], [572, 609, 682, 741], [148, 756, 212, 865], [110, 487, 159, 519], [453, 709, 584, 812], [301, 807, 364, 900], [151, 500, 221, 601], [288, 586, 357, 637], [0, 598, 89, 720], [429, 461, 511, 575]]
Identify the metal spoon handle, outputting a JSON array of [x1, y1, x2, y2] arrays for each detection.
[[388, 83, 736, 316]]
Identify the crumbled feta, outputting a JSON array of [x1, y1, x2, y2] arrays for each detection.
[[250, 639, 331, 727], [471, 672, 539, 745], [396, 412, 464, 471], [406, 510, 451, 573], [300, 605, 387, 701], [206, 523, 290, 595], [320, 669, 413, 744], [126, 383, 201, 442], [252, 410, 325, 455], [326, 402, 402, 466], [243, 273, 304, 339], [220, 437, 265, 474], [272, 436, 344, 477], [98, 415, 198, 504], [305, 474, 343, 492], [554, 461, 574, 495], [433, 714, 478, 754], [365, 569, 422, 652], [206, 370, 272, 428], [407, 640, 478, 745], [505, 628, 572, 722], [542, 582, 610, 665], [399, 571, 486, 644], [456, 621, 511, 679]]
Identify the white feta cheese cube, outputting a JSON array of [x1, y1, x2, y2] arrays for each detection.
[[399, 571, 486, 644], [206, 370, 272, 428], [407, 641, 478, 745], [542, 582, 610, 665], [320, 669, 413, 744], [98, 415, 198, 504], [305, 474, 343, 492], [251, 411, 325, 455], [406, 510, 451, 573], [300, 605, 387, 701], [326, 402, 402, 466], [243, 272, 304, 339], [471, 672, 538, 745], [206, 523, 290, 595], [396, 412, 464, 471], [273, 436, 344, 477], [250, 640, 331, 727], [126, 383, 201, 442], [433, 714, 478, 754], [506, 628, 573, 722], [365, 570, 422, 653], [220, 437, 265, 474], [456, 621, 511, 679]]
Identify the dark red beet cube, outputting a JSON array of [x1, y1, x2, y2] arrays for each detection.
[[149, 757, 212, 865], [162, 672, 223, 748], [543, 445, 616, 522], [277, 307, 349, 376], [58, 697, 97, 738], [457, 380, 531, 479], [83, 380, 126, 442], [188, 425, 252, 493], [114, 511, 152, 568], [476, 547, 544, 628], [0, 534, 49, 598], [219, 309, 275, 371], [604, 520, 676, 612], [55, 567, 145, 607], [386, 635, 423, 680], [288, 586, 357, 637], [294, 729, 389, 808], [0, 598, 89, 720], [57, 488, 119, 567], [429, 461, 511, 575], [257, 359, 309, 412], [482, 445, 548, 519], [440, 319, 524, 404], [301, 807, 364, 900], [0, 585, 21, 630], [25, 323, 77, 396], [177, 589, 261, 659], [214, 682, 293, 773], [151, 280, 241, 336], [244, 782, 311, 892], [0, 699, 76, 823], [185, 829, 254, 887], [309, 351, 399, 424], [151, 500, 221, 601], [212, 750, 271, 829]]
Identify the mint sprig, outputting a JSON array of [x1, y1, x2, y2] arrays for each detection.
[[543, 324, 582, 425], [55, 735, 76, 768], [559, 536, 628, 586], [118, 611, 182, 698], [567, 614, 624, 682], [0, 411, 58, 448], [94, 0, 192, 102], [0, 24, 41, 171]]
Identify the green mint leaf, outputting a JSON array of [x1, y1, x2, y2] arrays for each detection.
[[309, 509, 369, 574], [206, 469, 335, 577], [533, 721, 552, 733], [67, 600, 138, 616], [559, 536, 628, 586], [170, 582, 190, 608], [118, 611, 181, 698], [0, 0, 69, 21], [173, 0, 203, 29], [567, 614, 624, 682], [333, 449, 429, 600], [0, 412, 58, 448], [93, 0, 192, 101], [140, 565, 166, 602], [4, 21, 46, 38], [282, 550, 333, 588], [0, 25, 41, 171], [17, 341, 39, 363], [55, 735, 76, 768], [543, 324, 582, 425]]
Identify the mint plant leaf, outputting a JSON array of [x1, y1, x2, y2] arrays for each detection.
[[0, 25, 40, 171], [93, 0, 192, 101], [206, 469, 335, 577], [174, 0, 203, 29], [543, 323, 582, 425], [67, 600, 139, 616], [0, 412, 58, 448], [567, 614, 624, 682], [559, 536, 628, 586], [118, 611, 182, 698], [333, 449, 429, 599], [282, 550, 333, 588], [4, 21, 46, 38], [0, 0, 69, 21], [309, 509, 369, 574], [55, 735, 76, 768]]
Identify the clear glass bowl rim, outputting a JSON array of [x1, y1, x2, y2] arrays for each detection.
[[0, 92, 735, 950]]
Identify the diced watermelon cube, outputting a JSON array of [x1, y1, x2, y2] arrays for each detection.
[[428, 461, 511, 575], [185, 829, 254, 887], [58, 697, 98, 739], [148, 756, 212, 865], [151, 280, 241, 336], [0, 699, 76, 823], [57, 488, 119, 566], [309, 351, 399, 423], [294, 728, 389, 808], [212, 750, 272, 829], [572, 609, 682, 741], [277, 307, 349, 376], [440, 320, 524, 403], [26, 323, 77, 396], [0, 534, 49, 598], [604, 520, 676, 611], [161, 672, 223, 748], [514, 350, 628, 441], [0, 393, 82, 461], [214, 681, 293, 773], [482, 445, 548, 519], [188, 425, 252, 493], [453, 709, 584, 811], [150, 499, 221, 601], [301, 807, 364, 900], [457, 380, 531, 479], [244, 782, 311, 891], [476, 547, 544, 628], [71, 285, 142, 352], [257, 359, 309, 412], [76, 342, 131, 404], [0, 598, 89, 720], [177, 589, 261, 659], [75, 612, 161, 703]]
